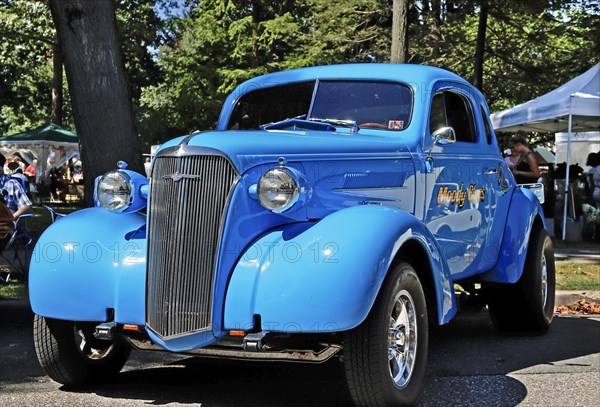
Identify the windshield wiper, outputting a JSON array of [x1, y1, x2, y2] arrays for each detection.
[[259, 114, 306, 129], [308, 117, 358, 132]]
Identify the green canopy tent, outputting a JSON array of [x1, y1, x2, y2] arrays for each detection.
[[0, 124, 80, 181]]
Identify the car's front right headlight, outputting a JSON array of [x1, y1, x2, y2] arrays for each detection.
[[96, 170, 132, 211], [94, 162, 149, 213]]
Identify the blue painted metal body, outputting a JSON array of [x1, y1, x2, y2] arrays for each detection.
[[29, 208, 147, 325], [224, 205, 455, 332], [29, 64, 543, 354]]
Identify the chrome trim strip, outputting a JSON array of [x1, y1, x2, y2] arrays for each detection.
[[156, 145, 233, 160], [334, 186, 408, 192], [127, 336, 342, 364]]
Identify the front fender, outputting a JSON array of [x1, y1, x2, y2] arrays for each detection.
[[224, 205, 456, 333], [29, 208, 147, 325], [480, 187, 544, 284]]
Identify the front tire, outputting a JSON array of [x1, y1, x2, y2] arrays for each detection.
[[33, 315, 131, 386], [344, 262, 428, 406], [486, 227, 555, 332]]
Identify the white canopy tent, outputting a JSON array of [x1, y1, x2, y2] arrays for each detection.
[[491, 63, 600, 240]]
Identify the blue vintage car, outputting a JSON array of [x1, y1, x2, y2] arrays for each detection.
[[29, 64, 554, 406]]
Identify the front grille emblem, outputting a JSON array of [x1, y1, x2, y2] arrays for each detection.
[[162, 172, 202, 182]]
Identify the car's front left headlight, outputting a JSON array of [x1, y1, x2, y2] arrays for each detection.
[[96, 170, 132, 211]]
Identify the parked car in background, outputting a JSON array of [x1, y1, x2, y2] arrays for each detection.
[[29, 64, 554, 406]]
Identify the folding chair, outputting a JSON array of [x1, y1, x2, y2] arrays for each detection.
[[43, 205, 66, 223], [0, 204, 66, 282], [0, 176, 36, 283], [0, 213, 33, 283]]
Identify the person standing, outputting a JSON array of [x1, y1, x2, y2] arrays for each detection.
[[504, 147, 519, 169], [144, 157, 152, 179], [592, 151, 600, 205], [510, 133, 540, 184]]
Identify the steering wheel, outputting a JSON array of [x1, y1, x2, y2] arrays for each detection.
[[358, 122, 389, 129]]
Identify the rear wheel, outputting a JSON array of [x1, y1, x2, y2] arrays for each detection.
[[486, 227, 555, 332], [344, 262, 428, 406], [33, 315, 131, 386]]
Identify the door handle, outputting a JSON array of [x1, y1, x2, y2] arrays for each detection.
[[484, 168, 498, 175]]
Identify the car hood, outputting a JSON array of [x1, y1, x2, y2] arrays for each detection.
[[157, 129, 418, 174]]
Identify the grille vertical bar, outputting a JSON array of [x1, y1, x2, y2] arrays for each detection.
[[146, 154, 237, 338]]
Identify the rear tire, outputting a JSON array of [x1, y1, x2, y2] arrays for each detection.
[[486, 227, 555, 332], [344, 262, 428, 406], [33, 315, 131, 386]]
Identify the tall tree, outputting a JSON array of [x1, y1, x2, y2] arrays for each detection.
[[391, 0, 408, 63], [473, 0, 488, 90], [48, 0, 141, 206]]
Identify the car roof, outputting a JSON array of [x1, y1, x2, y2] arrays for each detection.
[[234, 63, 468, 91]]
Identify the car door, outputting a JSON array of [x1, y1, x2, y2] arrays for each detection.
[[476, 102, 513, 271], [422, 84, 492, 279]]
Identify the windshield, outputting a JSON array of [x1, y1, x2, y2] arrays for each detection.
[[227, 80, 413, 131]]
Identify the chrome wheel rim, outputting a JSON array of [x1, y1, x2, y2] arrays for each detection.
[[388, 289, 417, 389], [540, 253, 548, 309], [74, 324, 114, 360]]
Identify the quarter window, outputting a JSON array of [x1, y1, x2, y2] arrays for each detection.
[[480, 105, 493, 144]]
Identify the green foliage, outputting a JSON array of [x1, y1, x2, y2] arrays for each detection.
[[1, 0, 164, 141], [1, 0, 598, 146], [139, 0, 396, 141], [0, 0, 58, 135]]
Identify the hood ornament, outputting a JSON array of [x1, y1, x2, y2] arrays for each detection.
[[162, 172, 202, 182]]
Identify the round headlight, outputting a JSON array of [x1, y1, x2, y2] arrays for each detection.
[[258, 167, 299, 213], [96, 170, 132, 211]]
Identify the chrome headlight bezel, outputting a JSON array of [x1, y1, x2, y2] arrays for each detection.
[[257, 167, 301, 213], [95, 170, 133, 212], [94, 165, 148, 213]]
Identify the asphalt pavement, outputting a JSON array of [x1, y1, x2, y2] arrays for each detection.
[[0, 245, 597, 406], [1, 299, 599, 406]]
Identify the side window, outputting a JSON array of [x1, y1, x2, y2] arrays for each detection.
[[429, 93, 446, 133], [429, 91, 476, 142], [443, 92, 475, 142], [480, 105, 493, 144]]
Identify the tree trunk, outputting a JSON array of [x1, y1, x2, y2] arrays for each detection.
[[391, 0, 408, 63], [429, 0, 442, 60], [473, 1, 488, 90], [48, 0, 141, 207], [50, 37, 63, 126]]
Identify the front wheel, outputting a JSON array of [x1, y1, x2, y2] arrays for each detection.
[[33, 315, 131, 386], [344, 262, 428, 406]]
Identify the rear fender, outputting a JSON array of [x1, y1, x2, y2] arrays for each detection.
[[480, 187, 545, 284], [224, 205, 456, 333]]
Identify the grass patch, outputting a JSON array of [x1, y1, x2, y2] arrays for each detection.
[[556, 262, 600, 291], [0, 280, 28, 300]]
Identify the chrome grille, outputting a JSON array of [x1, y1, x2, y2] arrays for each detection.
[[146, 154, 238, 338]]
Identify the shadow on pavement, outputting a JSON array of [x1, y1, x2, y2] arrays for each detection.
[[1, 310, 598, 406], [63, 358, 351, 407], [418, 311, 599, 406]]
